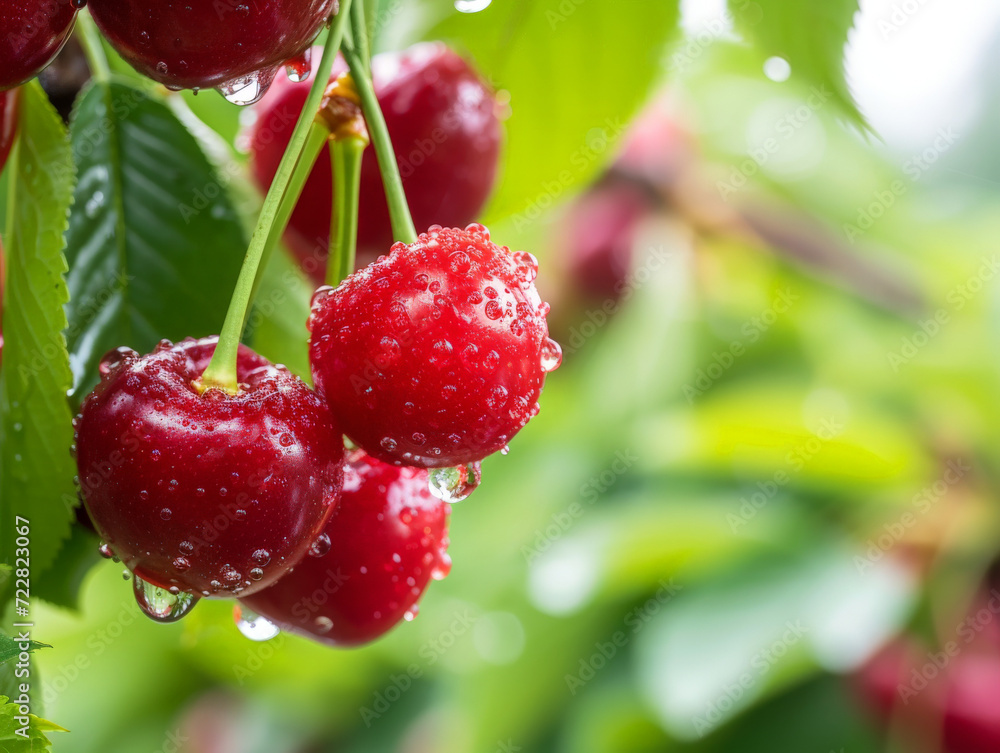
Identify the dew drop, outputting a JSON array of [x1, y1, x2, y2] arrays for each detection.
[[403, 605, 419, 622], [217, 66, 277, 106], [485, 301, 503, 320], [98, 346, 138, 377], [172, 557, 191, 572], [314, 616, 334, 634], [284, 48, 312, 83], [234, 604, 280, 641], [249, 567, 265, 581], [160, 508, 172, 521], [252, 548, 271, 566], [432, 554, 453, 581], [455, 0, 492, 12], [428, 462, 482, 503], [309, 532, 332, 558], [512, 250, 539, 283], [98, 543, 114, 559], [381, 437, 398, 453], [133, 575, 199, 623], [121, 569, 132, 581], [540, 337, 563, 373]]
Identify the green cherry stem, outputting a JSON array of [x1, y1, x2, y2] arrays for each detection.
[[349, 0, 372, 77], [247, 119, 331, 316], [342, 39, 417, 245], [200, 2, 352, 394], [77, 11, 112, 83], [326, 136, 366, 287]]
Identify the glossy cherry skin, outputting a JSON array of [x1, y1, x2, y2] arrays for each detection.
[[241, 449, 450, 646], [75, 337, 345, 598], [0, 0, 78, 91], [0, 88, 17, 171], [86, 0, 336, 94], [308, 224, 559, 468], [247, 43, 502, 282]]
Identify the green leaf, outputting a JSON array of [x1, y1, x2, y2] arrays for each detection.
[[31, 524, 101, 610], [0, 696, 67, 752], [414, 0, 680, 222], [64, 80, 246, 405], [633, 543, 915, 739], [0, 82, 77, 589], [729, 0, 867, 127], [0, 634, 50, 667]]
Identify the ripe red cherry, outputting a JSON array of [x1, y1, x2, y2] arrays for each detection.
[[246, 43, 502, 281], [240, 449, 450, 646], [86, 0, 336, 101], [308, 224, 560, 468], [75, 337, 344, 611], [0, 89, 17, 171], [0, 1, 78, 91]]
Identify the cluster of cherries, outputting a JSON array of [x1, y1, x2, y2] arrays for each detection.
[[0, 1, 559, 646]]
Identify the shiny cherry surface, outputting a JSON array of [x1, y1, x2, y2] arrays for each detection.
[[75, 337, 344, 598], [308, 224, 559, 468], [241, 449, 450, 646]]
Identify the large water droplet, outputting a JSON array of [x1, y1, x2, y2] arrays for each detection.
[[99, 346, 138, 377], [133, 575, 199, 623], [217, 67, 277, 106], [512, 250, 538, 283], [455, 0, 492, 12], [234, 604, 280, 641], [429, 462, 482, 503], [540, 337, 563, 373], [98, 543, 114, 559], [314, 616, 334, 634], [284, 48, 312, 83], [309, 532, 332, 557]]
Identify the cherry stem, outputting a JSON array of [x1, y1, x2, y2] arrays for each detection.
[[200, 3, 352, 394], [342, 36, 417, 245], [247, 120, 331, 318], [349, 0, 372, 77], [326, 136, 366, 287], [77, 11, 111, 83]]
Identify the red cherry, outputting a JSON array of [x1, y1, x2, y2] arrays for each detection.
[[308, 224, 559, 468], [555, 177, 655, 304], [246, 43, 502, 281], [0, 88, 17, 172], [0, 1, 78, 91], [75, 337, 344, 610], [86, 0, 336, 101], [857, 584, 1000, 753], [240, 449, 450, 646]]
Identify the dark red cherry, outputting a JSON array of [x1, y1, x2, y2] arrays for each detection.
[[0, 1, 78, 91], [246, 42, 502, 280], [240, 449, 450, 646], [86, 0, 336, 101], [75, 337, 344, 604], [308, 224, 560, 468]]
